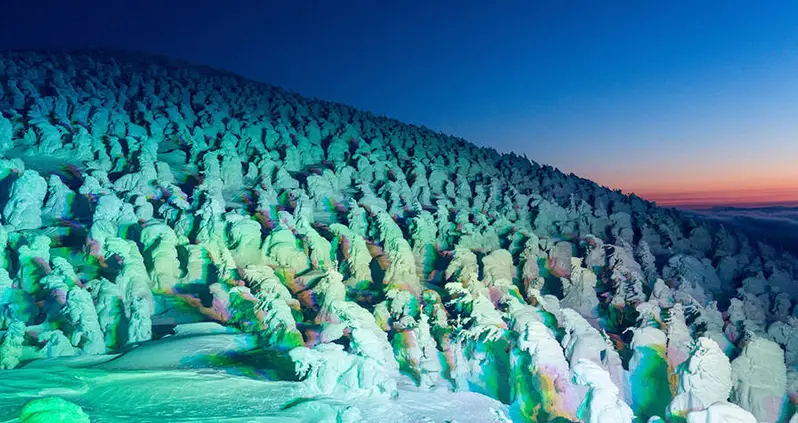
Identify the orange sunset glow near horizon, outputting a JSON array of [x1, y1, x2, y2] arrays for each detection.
[[602, 172, 798, 209], [635, 186, 798, 209], [546, 139, 798, 210]]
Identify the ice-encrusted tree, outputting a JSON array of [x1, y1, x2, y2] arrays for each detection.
[[409, 209, 438, 281], [607, 240, 646, 306], [375, 210, 423, 314], [665, 303, 694, 372], [445, 246, 480, 284], [651, 278, 675, 308], [87, 278, 126, 349], [314, 269, 398, 369], [127, 296, 153, 345], [3, 169, 47, 231], [346, 199, 369, 238], [664, 255, 722, 297], [294, 214, 335, 271], [41, 174, 76, 223], [684, 402, 757, 423], [288, 269, 399, 396], [261, 212, 311, 274], [627, 324, 672, 421], [226, 282, 303, 349], [328, 223, 374, 292], [102, 237, 154, 345], [560, 258, 599, 317], [572, 358, 634, 423], [667, 337, 732, 420], [730, 337, 788, 423], [225, 213, 264, 268], [506, 296, 578, 421], [559, 308, 625, 392], [288, 342, 398, 397], [65, 285, 105, 355], [139, 222, 182, 292], [767, 317, 798, 366], [38, 329, 78, 358], [444, 272, 510, 398], [481, 248, 521, 305], [16, 234, 52, 298], [636, 240, 658, 284], [0, 320, 25, 369]]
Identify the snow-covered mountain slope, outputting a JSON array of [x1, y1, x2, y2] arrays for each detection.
[[0, 50, 796, 422]]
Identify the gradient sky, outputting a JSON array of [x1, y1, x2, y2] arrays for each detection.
[[1, 1, 797, 208]]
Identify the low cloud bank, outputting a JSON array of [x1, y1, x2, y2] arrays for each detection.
[[688, 206, 798, 252]]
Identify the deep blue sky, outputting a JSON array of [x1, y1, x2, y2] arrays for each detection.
[[1, 1, 797, 205]]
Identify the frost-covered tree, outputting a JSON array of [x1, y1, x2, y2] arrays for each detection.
[[140, 222, 182, 292], [88, 278, 126, 349], [667, 337, 731, 420], [3, 169, 47, 231], [572, 358, 634, 423], [607, 240, 646, 306], [102, 238, 154, 345], [289, 342, 398, 397], [627, 325, 671, 421], [295, 215, 335, 270], [730, 337, 788, 423], [65, 286, 105, 355], [261, 212, 311, 273], [41, 174, 76, 223], [636, 240, 658, 283], [560, 258, 599, 317], [328, 223, 373, 291], [559, 308, 624, 388], [409, 209, 438, 281], [665, 303, 694, 371], [506, 297, 578, 421], [0, 320, 25, 369], [16, 234, 51, 297], [314, 269, 398, 369], [228, 283, 303, 349], [38, 329, 78, 358]]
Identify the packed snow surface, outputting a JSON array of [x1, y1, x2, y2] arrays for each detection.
[[0, 323, 510, 422]]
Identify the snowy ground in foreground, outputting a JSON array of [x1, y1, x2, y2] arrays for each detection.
[[0, 323, 510, 423]]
